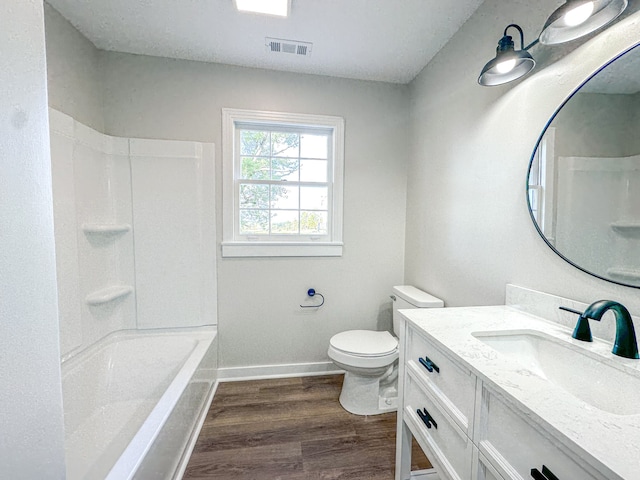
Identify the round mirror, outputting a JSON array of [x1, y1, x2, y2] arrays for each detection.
[[527, 42, 640, 288]]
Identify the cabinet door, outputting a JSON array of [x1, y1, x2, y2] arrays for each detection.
[[475, 385, 605, 480], [405, 369, 473, 480], [407, 327, 476, 437], [472, 447, 505, 480]]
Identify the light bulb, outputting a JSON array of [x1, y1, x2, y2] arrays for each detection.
[[496, 59, 517, 74], [563, 1, 595, 26]]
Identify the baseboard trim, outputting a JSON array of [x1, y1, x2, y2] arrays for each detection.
[[217, 361, 344, 382]]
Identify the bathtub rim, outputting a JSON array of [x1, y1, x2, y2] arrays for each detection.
[[61, 325, 217, 480], [61, 325, 216, 368], [107, 326, 216, 480]]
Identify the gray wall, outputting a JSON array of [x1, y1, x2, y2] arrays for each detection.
[[0, 1, 66, 477], [44, 10, 410, 370], [44, 3, 104, 132], [100, 53, 409, 369], [554, 91, 640, 158], [406, 0, 640, 313], [44, 0, 640, 376]]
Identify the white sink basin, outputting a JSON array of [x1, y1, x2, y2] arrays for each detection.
[[472, 330, 640, 416]]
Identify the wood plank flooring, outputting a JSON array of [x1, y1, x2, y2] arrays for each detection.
[[184, 374, 431, 479]]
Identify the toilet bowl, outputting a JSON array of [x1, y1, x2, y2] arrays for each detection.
[[328, 286, 443, 415]]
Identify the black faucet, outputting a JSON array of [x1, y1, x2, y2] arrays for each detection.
[[560, 301, 639, 359]]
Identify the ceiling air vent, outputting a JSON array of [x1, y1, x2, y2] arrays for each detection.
[[265, 37, 313, 57]]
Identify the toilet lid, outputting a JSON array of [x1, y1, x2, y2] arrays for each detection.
[[330, 330, 398, 356]]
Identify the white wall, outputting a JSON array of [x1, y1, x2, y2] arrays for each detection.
[[406, 0, 640, 313], [0, 1, 66, 477], [99, 53, 409, 370]]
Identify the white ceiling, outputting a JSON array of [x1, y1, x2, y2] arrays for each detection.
[[45, 0, 484, 84]]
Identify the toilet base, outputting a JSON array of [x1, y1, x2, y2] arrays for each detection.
[[338, 370, 398, 416]]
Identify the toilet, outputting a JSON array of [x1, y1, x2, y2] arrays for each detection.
[[328, 285, 443, 415]]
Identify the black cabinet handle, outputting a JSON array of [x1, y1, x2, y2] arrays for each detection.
[[541, 466, 559, 480], [531, 466, 560, 480], [418, 356, 440, 373], [416, 408, 438, 429], [531, 470, 545, 480]]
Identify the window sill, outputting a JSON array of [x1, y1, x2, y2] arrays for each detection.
[[221, 242, 343, 258]]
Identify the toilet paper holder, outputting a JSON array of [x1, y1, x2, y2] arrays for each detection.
[[300, 288, 325, 308]]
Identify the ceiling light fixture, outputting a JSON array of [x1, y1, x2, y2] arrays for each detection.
[[539, 0, 627, 45], [234, 0, 290, 17], [478, 24, 536, 86], [478, 0, 627, 86]]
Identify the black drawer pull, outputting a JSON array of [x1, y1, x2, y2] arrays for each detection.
[[531, 470, 545, 480], [418, 356, 440, 373], [531, 466, 560, 480], [416, 408, 438, 429]]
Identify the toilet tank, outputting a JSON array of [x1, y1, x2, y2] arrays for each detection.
[[391, 285, 443, 335]]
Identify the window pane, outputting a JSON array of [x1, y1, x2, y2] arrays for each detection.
[[529, 188, 539, 211], [240, 130, 270, 156], [270, 185, 299, 209], [271, 210, 299, 234], [301, 211, 327, 235], [240, 210, 269, 234], [300, 160, 327, 182], [272, 158, 299, 181], [241, 157, 270, 180], [300, 134, 328, 159], [240, 184, 269, 208], [271, 132, 299, 157], [300, 186, 328, 210]]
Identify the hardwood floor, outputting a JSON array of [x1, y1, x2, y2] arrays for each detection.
[[183, 375, 431, 479]]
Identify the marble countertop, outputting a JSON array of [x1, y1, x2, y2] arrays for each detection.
[[400, 305, 640, 480]]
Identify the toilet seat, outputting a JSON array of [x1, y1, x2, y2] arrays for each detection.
[[328, 330, 398, 368], [330, 330, 398, 356]]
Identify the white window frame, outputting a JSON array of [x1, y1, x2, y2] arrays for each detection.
[[221, 108, 344, 257], [530, 127, 556, 244]]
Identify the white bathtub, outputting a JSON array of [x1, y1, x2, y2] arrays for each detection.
[[61, 327, 217, 480]]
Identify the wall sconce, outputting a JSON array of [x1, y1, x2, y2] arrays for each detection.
[[539, 0, 628, 44], [478, 0, 628, 86], [478, 24, 536, 87]]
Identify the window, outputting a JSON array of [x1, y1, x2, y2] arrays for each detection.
[[222, 108, 344, 257], [529, 127, 556, 245]]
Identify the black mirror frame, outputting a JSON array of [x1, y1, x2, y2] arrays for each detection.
[[526, 42, 640, 289]]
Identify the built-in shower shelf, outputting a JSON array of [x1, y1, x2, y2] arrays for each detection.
[[86, 285, 134, 305], [607, 268, 640, 282], [82, 223, 131, 235], [610, 222, 640, 235]]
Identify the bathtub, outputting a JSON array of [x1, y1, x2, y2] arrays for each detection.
[[61, 326, 217, 480]]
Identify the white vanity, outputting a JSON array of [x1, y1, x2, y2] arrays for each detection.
[[395, 301, 640, 480]]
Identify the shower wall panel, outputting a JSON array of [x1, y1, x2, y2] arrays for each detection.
[[130, 139, 216, 329], [50, 109, 136, 357], [50, 110, 83, 355], [50, 109, 216, 358]]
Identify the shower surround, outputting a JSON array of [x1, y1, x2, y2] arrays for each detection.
[[49, 109, 218, 479]]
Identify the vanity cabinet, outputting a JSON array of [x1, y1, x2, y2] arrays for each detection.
[[404, 368, 474, 480], [473, 448, 506, 480], [396, 319, 608, 480], [406, 327, 476, 437], [474, 384, 602, 480]]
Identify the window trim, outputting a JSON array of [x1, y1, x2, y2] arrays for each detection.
[[221, 108, 344, 257]]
